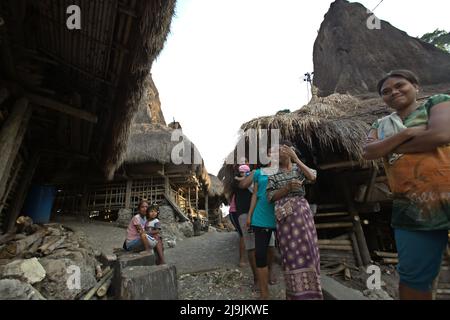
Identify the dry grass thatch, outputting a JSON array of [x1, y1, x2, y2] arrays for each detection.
[[124, 123, 212, 190], [100, 0, 176, 179], [208, 174, 224, 198], [125, 124, 198, 165], [241, 93, 372, 163]]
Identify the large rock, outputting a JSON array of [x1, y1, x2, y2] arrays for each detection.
[[133, 74, 166, 125], [159, 205, 177, 223], [0, 279, 45, 300], [118, 265, 177, 300], [116, 209, 133, 228], [1, 258, 46, 284], [36, 257, 97, 300], [177, 221, 194, 238], [313, 0, 450, 96], [34, 232, 98, 300]]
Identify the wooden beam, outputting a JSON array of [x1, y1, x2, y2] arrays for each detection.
[[26, 93, 98, 123], [205, 193, 209, 219], [195, 185, 199, 211], [125, 180, 132, 209], [0, 98, 31, 201], [0, 17, 18, 80], [6, 153, 40, 232], [318, 160, 361, 170], [364, 167, 379, 203], [342, 183, 372, 266]]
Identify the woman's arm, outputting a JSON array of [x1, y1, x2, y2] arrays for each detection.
[[135, 224, 151, 250], [395, 102, 450, 153], [269, 180, 303, 202], [362, 128, 421, 160], [246, 182, 258, 228], [282, 146, 316, 181], [239, 171, 255, 189]]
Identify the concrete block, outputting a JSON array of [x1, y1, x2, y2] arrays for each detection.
[[113, 251, 156, 297], [321, 275, 369, 300], [118, 265, 178, 300]]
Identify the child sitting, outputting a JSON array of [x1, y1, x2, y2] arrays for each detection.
[[145, 204, 165, 265]]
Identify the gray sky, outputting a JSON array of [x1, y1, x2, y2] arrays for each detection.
[[152, 0, 450, 176]]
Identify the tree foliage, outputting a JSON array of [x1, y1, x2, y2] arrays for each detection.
[[420, 29, 450, 53]]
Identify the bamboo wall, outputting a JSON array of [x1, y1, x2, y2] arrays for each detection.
[[53, 177, 194, 219]]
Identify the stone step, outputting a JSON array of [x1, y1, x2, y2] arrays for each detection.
[[118, 265, 177, 300]]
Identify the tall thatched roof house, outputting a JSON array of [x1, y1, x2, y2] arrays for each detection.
[[0, 0, 176, 232], [51, 65, 220, 226]]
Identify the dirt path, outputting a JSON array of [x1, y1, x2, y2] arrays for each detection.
[[57, 219, 287, 299]]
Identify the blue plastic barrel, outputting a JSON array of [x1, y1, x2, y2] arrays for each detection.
[[23, 185, 56, 224]]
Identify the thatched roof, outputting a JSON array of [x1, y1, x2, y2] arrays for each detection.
[[208, 174, 224, 198], [0, 0, 176, 180], [124, 123, 211, 189], [241, 93, 372, 164]]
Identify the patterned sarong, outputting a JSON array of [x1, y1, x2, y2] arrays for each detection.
[[275, 196, 323, 300]]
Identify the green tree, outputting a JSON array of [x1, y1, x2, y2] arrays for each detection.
[[420, 29, 450, 53]]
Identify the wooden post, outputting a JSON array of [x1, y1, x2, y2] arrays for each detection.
[[164, 176, 170, 196], [364, 167, 379, 203], [0, 17, 18, 80], [125, 180, 132, 209], [80, 184, 88, 222], [205, 192, 209, 218], [188, 187, 191, 209], [0, 98, 31, 201], [195, 185, 199, 211], [6, 153, 40, 232], [343, 184, 372, 266]]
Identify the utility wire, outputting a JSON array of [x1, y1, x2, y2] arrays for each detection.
[[372, 0, 385, 12]]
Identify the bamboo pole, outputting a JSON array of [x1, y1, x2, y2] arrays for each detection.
[[315, 222, 353, 230], [82, 268, 113, 300], [342, 183, 372, 266], [319, 245, 353, 251], [374, 251, 398, 258], [6, 152, 40, 232], [0, 98, 31, 201]]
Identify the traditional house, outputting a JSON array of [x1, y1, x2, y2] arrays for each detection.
[[0, 0, 177, 232]]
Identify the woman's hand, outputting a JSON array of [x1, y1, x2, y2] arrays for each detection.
[[287, 179, 303, 192], [246, 216, 251, 229], [281, 145, 299, 162]]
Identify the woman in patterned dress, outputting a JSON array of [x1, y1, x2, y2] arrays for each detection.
[[364, 70, 450, 300], [267, 142, 323, 300]]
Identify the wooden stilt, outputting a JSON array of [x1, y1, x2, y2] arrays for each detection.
[[125, 180, 132, 208], [343, 184, 372, 266], [6, 152, 40, 232], [205, 193, 209, 219], [0, 98, 31, 201]]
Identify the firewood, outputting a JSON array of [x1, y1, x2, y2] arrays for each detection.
[[23, 237, 44, 258], [344, 268, 352, 280], [43, 236, 66, 255], [0, 233, 15, 245], [0, 229, 47, 258], [82, 268, 114, 300], [326, 264, 346, 276], [96, 279, 112, 298], [374, 251, 398, 259], [37, 236, 61, 254], [382, 258, 398, 264]]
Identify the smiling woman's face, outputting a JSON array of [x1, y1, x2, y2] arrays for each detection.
[[380, 76, 418, 110]]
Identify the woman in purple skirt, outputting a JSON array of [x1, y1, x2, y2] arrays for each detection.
[[267, 142, 323, 300]]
